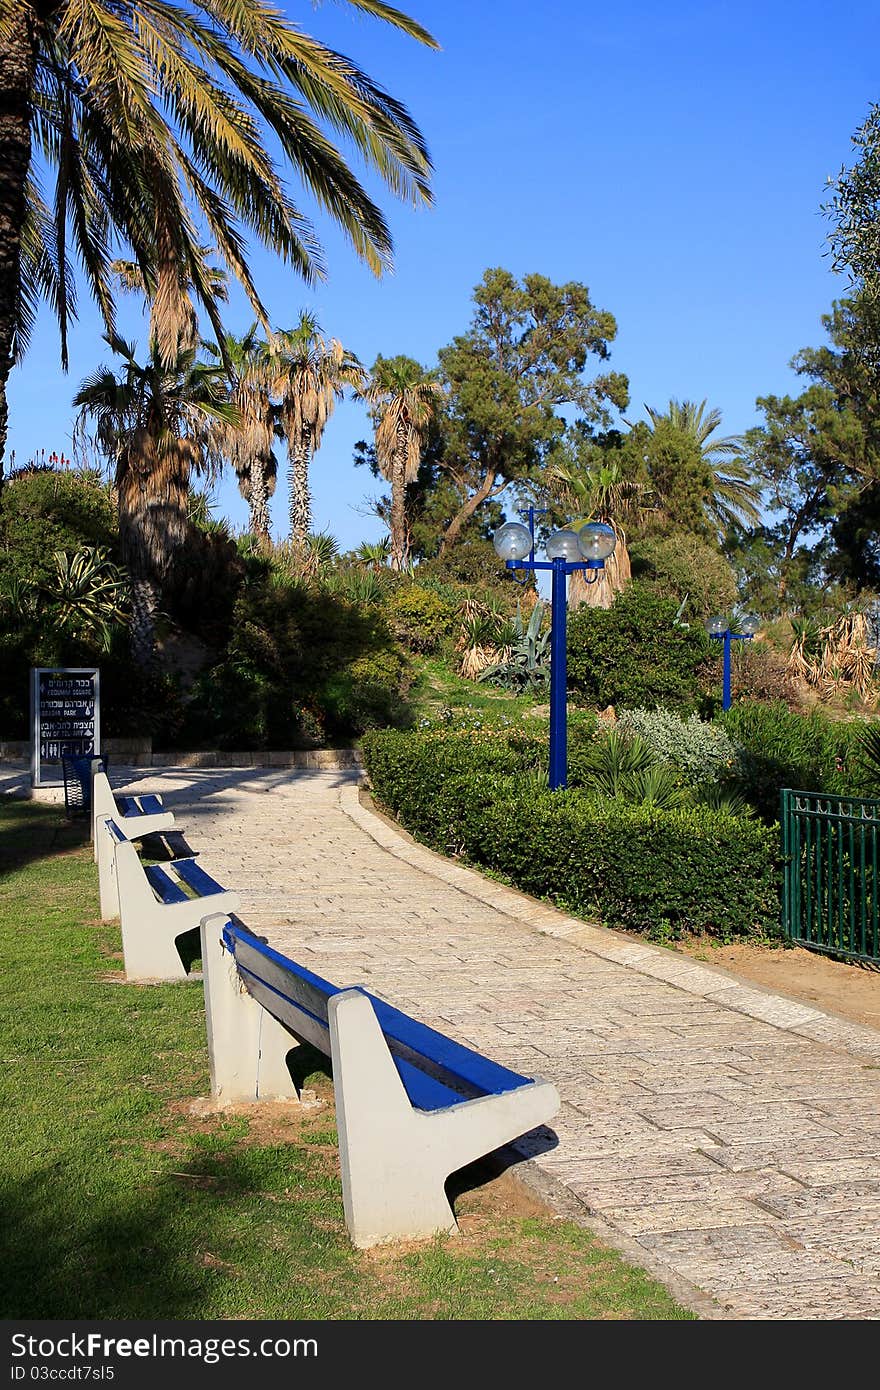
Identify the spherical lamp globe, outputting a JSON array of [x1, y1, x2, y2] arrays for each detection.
[[577, 522, 616, 563], [546, 529, 582, 562], [493, 522, 533, 563]]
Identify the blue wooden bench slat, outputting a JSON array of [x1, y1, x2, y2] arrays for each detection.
[[106, 819, 127, 844], [223, 919, 533, 1111], [135, 794, 166, 816], [173, 857, 225, 897], [116, 795, 140, 816], [363, 992, 533, 1098], [144, 864, 190, 905]]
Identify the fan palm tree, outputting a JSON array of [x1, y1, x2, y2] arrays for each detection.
[[266, 313, 366, 545], [549, 457, 650, 609], [211, 326, 277, 544], [644, 399, 761, 535], [0, 0, 438, 471], [357, 355, 443, 570], [74, 335, 237, 666]]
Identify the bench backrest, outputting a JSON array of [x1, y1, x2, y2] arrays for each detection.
[[222, 918, 535, 1113]]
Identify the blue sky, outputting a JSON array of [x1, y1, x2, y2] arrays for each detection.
[[8, 0, 880, 551]]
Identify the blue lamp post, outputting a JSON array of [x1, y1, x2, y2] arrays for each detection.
[[493, 516, 616, 790], [706, 614, 760, 710]]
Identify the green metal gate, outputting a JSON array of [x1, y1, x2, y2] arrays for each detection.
[[781, 788, 880, 963]]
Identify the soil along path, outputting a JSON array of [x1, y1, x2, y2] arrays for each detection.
[[110, 766, 880, 1319]]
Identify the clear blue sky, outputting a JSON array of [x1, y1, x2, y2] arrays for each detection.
[[8, 0, 880, 550]]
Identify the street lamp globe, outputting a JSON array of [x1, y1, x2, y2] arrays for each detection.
[[492, 521, 532, 562], [706, 615, 729, 636], [738, 615, 760, 637], [546, 529, 582, 562], [578, 522, 616, 563]]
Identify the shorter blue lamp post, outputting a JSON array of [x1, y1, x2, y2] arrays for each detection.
[[493, 517, 616, 790], [706, 614, 760, 710]]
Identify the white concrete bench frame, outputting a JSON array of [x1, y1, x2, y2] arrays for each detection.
[[92, 768, 174, 859], [103, 819, 240, 981], [200, 913, 560, 1249]]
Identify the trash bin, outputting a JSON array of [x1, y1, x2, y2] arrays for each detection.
[[61, 751, 109, 818]]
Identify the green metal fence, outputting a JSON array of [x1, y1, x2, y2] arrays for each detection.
[[781, 788, 880, 964]]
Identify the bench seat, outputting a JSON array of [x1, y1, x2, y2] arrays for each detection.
[[93, 771, 175, 890], [102, 819, 240, 981], [201, 914, 560, 1248], [224, 920, 536, 1112]]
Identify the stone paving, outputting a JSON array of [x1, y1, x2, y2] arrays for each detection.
[[10, 760, 880, 1319]]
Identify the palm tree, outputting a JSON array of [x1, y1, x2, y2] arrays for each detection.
[[644, 399, 761, 535], [357, 355, 443, 570], [211, 326, 277, 544], [549, 457, 650, 609], [266, 313, 366, 545], [74, 335, 237, 666], [0, 0, 438, 471]]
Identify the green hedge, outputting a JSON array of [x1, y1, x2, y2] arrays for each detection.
[[361, 729, 780, 939]]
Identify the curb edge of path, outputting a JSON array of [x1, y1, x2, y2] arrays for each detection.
[[339, 782, 880, 1067]]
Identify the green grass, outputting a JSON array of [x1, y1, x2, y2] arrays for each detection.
[[409, 655, 546, 721], [0, 798, 694, 1320]]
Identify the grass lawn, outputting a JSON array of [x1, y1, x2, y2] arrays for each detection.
[[0, 797, 693, 1321]]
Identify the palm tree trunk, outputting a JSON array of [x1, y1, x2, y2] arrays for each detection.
[[0, 5, 37, 478], [569, 533, 631, 609], [129, 577, 160, 669], [249, 458, 271, 543], [289, 433, 312, 546], [389, 448, 408, 570]]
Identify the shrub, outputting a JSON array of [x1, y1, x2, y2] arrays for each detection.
[[384, 584, 459, 653], [0, 467, 118, 586], [174, 579, 412, 748], [616, 707, 740, 786], [718, 701, 862, 819], [567, 583, 712, 711], [362, 729, 780, 939], [729, 641, 799, 707]]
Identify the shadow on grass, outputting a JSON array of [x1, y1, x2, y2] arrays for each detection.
[[0, 801, 90, 884], [0, 1165, 227, 1319]]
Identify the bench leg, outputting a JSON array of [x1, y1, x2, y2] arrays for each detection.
[[97, 825, 119, 922], [329, 989, 559, 1249], [200, 915, 295, 1102]]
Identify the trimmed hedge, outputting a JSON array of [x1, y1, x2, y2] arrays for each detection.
[[361, 729, 780, 939]]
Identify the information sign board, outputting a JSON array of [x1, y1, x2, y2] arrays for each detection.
[[30, 667, 101, 787]]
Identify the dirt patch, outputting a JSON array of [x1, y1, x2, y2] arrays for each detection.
[[673, 935, 880, 1030]]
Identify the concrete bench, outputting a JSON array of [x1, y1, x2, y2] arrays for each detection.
[[92, 769, 174, 857], [200, 913, 560, 1249], [102, 819, 240, 981]]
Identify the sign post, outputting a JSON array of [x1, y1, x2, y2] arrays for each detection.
[[30, 668, 101, 788]]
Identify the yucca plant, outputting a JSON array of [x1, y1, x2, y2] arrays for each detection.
[[455, 596, 508, 681]]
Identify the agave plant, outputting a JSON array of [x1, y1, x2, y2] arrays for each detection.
[[478, 602, 550, 694], [50, 547, 130, 650]]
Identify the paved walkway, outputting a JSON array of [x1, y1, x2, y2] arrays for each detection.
[[12, 761, 880, 1319]]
